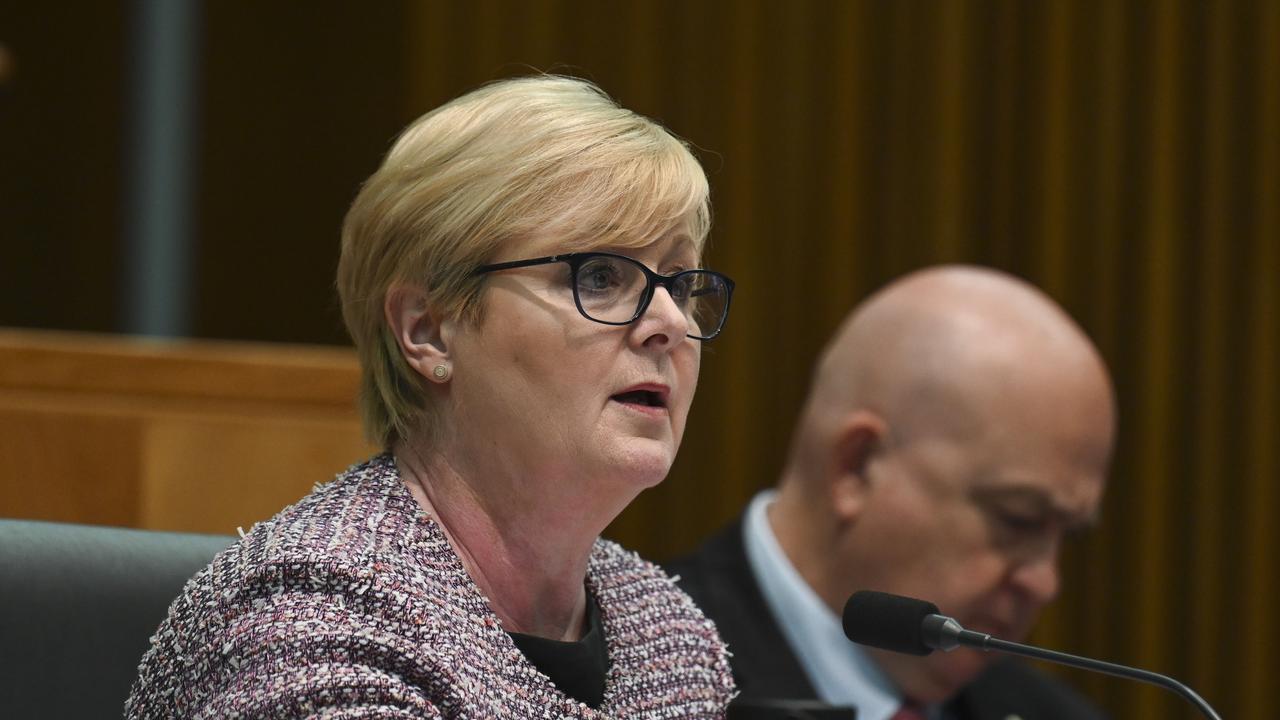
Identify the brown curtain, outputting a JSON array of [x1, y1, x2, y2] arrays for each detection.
[[402, 1, 1279, 717]]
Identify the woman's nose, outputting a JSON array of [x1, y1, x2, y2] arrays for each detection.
[[633, 286, 690, 349]]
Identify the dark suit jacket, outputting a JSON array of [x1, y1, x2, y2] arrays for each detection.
[[668, 518, 1107, 720]]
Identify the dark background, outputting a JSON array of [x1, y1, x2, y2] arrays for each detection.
[[2, 2, 1278, 717]]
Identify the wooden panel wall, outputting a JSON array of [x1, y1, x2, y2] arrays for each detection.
[[0, 329, 373, 533]]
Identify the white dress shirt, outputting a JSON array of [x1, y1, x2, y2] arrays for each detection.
[[741, 490, 941, 720]]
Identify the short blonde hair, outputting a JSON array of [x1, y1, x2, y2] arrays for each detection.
[[337, 75, 712, 446]]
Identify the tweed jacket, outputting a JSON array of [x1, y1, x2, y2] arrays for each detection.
[[127, 454, 735, 718]]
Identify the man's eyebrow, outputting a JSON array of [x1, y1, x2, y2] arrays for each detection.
[[970, 484, 1101, 529]]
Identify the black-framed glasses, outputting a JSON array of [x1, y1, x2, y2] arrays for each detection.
[[472, 252, 735, 340]]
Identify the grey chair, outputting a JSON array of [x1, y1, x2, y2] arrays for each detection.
[[0, 519, 234, 719]]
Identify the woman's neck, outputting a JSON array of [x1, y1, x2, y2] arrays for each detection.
[[393, 440, 606, 641]]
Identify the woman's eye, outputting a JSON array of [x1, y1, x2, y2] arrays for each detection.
[[670, 275, 696, 302], [577, 261, 622, 293]]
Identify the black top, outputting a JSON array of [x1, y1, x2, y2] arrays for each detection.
[[508, 593, 609, 709]]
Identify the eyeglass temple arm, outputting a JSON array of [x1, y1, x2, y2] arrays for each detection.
[[472, 255, 571, 275]]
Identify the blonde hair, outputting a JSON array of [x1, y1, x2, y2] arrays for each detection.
[[337, 75, 712, 446]]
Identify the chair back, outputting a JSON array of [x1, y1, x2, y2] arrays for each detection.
[[0, 519, 233, 719]]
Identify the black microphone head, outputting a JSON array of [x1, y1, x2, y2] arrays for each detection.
[[842, 590, 940, 656]]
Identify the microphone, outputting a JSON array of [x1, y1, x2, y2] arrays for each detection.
[[842, 590, 1222, 720], [840, 589, 940, 656]]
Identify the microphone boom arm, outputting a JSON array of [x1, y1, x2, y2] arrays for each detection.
[[923, 614, 1222, 720]]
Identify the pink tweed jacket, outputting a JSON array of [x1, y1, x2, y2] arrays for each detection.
[[126, 454, 735, 718]]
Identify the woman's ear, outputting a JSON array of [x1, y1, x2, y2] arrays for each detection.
[[830, 410, 889, 522], [385, 284, 452, 382]]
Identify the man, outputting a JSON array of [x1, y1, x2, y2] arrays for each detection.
[[672, 266, 1114, 719]]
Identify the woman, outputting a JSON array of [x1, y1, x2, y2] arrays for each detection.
[[126, 76, 737, 718]]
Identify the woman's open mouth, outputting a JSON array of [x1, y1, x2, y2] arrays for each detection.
[[610, 385, 670, 415]]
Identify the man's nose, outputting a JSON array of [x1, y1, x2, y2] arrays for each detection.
[[1010, 551, 1061, 605]]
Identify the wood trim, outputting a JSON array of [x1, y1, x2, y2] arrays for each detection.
[[0, 328, 374, 532], [0, 328, 361, 411]]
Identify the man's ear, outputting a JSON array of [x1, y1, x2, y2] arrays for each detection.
[[830, 410, 888, 522], [385, 284, 454, 382]]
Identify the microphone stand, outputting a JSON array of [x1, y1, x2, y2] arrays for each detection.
[[923, 615, 1222, 720]]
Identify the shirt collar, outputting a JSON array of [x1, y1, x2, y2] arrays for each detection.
[[742, 490, 928, 720]]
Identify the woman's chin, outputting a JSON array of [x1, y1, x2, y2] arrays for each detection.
[[604, 439, 676, 488]]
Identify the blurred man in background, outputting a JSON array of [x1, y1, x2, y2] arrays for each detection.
[[672, 265, 1114, 720]]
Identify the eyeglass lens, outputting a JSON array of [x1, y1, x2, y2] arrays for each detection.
[[573, 255, 729, 338]]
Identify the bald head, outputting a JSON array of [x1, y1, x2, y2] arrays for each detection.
[[770, 264, 1117, 702], [785, 266, 1114, 485]]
